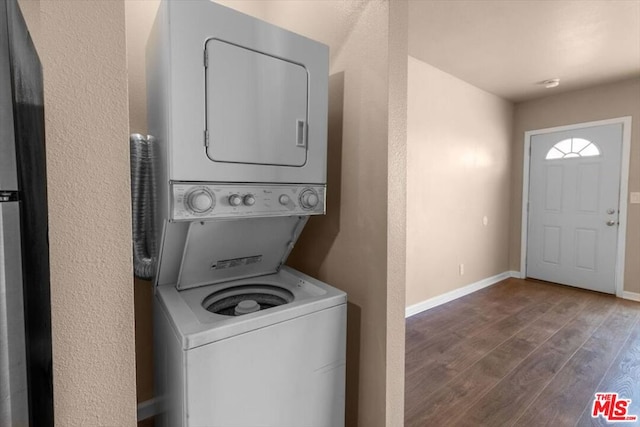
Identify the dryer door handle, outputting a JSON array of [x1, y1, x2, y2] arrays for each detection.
[[296, 120, 307, 148]]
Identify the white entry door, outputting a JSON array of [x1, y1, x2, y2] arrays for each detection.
[[527, 123, 623, 293]]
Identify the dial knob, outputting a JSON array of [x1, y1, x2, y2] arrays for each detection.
[[185, 188, 214, 214], [299, 189, 319, 209], [243, 194, 255, 206], [279, 194, 291, 205], [228, 194, 242, 207]]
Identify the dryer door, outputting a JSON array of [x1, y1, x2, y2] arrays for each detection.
[[205, 39, 308, 167]]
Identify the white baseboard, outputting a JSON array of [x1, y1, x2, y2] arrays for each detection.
[[622, 291, 640, 302], [509, 270, 524, 279], [405, 271, 512, 318], [137, 397, 160, 421]]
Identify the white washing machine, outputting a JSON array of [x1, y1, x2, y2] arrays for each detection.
[[154, 217, 346, 427], [143, 2, 346, 426]]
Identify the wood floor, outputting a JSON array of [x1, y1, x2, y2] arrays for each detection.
[[405, 278, 640, 426]]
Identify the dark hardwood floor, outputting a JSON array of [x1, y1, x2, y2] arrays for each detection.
[[405, 278, 640, 426]]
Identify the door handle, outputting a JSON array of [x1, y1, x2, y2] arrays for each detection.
[[296, 120, 307, 147], [606, 220, 617, 226]]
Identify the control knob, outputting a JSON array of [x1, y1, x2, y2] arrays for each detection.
[[299, 189, 319, 210], [243, 194, 256, 206], [228, 194, 243, 207], [185, 187, 215, 214]]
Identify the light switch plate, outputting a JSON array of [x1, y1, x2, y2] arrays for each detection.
[[630, 192, 640, 204]]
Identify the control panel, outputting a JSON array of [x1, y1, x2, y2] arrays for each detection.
[[171, 183, 326, 220]]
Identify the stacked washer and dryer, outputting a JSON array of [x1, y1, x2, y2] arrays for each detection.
[[141, 1, 347, 426]]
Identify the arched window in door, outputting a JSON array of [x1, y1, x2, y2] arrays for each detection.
[[545, 137, 600, 160]]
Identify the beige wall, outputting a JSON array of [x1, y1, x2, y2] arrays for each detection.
[[125, 1, 407, 425], [124, 0, 161, 408], [510, 77, 640, 295], [385, 2, 407, 425], [19, 0, 137, 425], [406, 56, 514, 307], [16, 0, 38, 46]]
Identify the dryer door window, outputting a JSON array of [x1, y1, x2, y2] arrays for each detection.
[[205, 39, 308, 167]]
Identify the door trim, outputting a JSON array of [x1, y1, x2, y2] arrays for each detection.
[[519, 116, 632, 297]]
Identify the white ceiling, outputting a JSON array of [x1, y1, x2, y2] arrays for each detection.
[[408, 0, 640, 102]]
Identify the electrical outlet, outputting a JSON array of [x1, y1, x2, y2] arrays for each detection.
[[630, 192, 640, 204], [459, 264, 464, 276]]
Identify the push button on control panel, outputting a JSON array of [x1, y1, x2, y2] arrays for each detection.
[[279, 194, 291, 205], [228, 194, 243, 207]]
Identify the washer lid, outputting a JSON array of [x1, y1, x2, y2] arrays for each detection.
[[175, 216, 308, 290]]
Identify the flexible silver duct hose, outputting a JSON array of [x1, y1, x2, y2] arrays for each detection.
[[130, 133, 157, 280]]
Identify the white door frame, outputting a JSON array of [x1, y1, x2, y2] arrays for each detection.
[[520, 116, 632, 297]]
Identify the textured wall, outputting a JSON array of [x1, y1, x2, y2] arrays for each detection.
[[510, 78, 640, 295], [124, 0, 161, 407], [385, 1, 407, 426], [406, 56, 514, 306], [16, 0, 38, 46], [22, 1, 137, 425]]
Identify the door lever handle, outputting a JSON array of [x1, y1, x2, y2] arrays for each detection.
[[606, 220, 617, 226]]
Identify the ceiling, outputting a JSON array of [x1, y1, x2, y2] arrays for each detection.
[[408, 0, 640, 102], [217, 0, 369, 63]]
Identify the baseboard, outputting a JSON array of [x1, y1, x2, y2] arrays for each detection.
[[622, 291, 640, 302], [137, 397, 160, 421], [509, 270, 524, 279], [405, 271, 512, 318]]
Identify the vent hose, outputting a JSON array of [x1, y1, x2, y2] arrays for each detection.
[[130, 133, 157, 280]]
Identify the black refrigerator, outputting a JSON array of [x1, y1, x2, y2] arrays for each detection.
[[0, 0, 54, 425]]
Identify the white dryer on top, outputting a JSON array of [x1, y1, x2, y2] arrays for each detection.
[[147, 0, 329, 186]]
